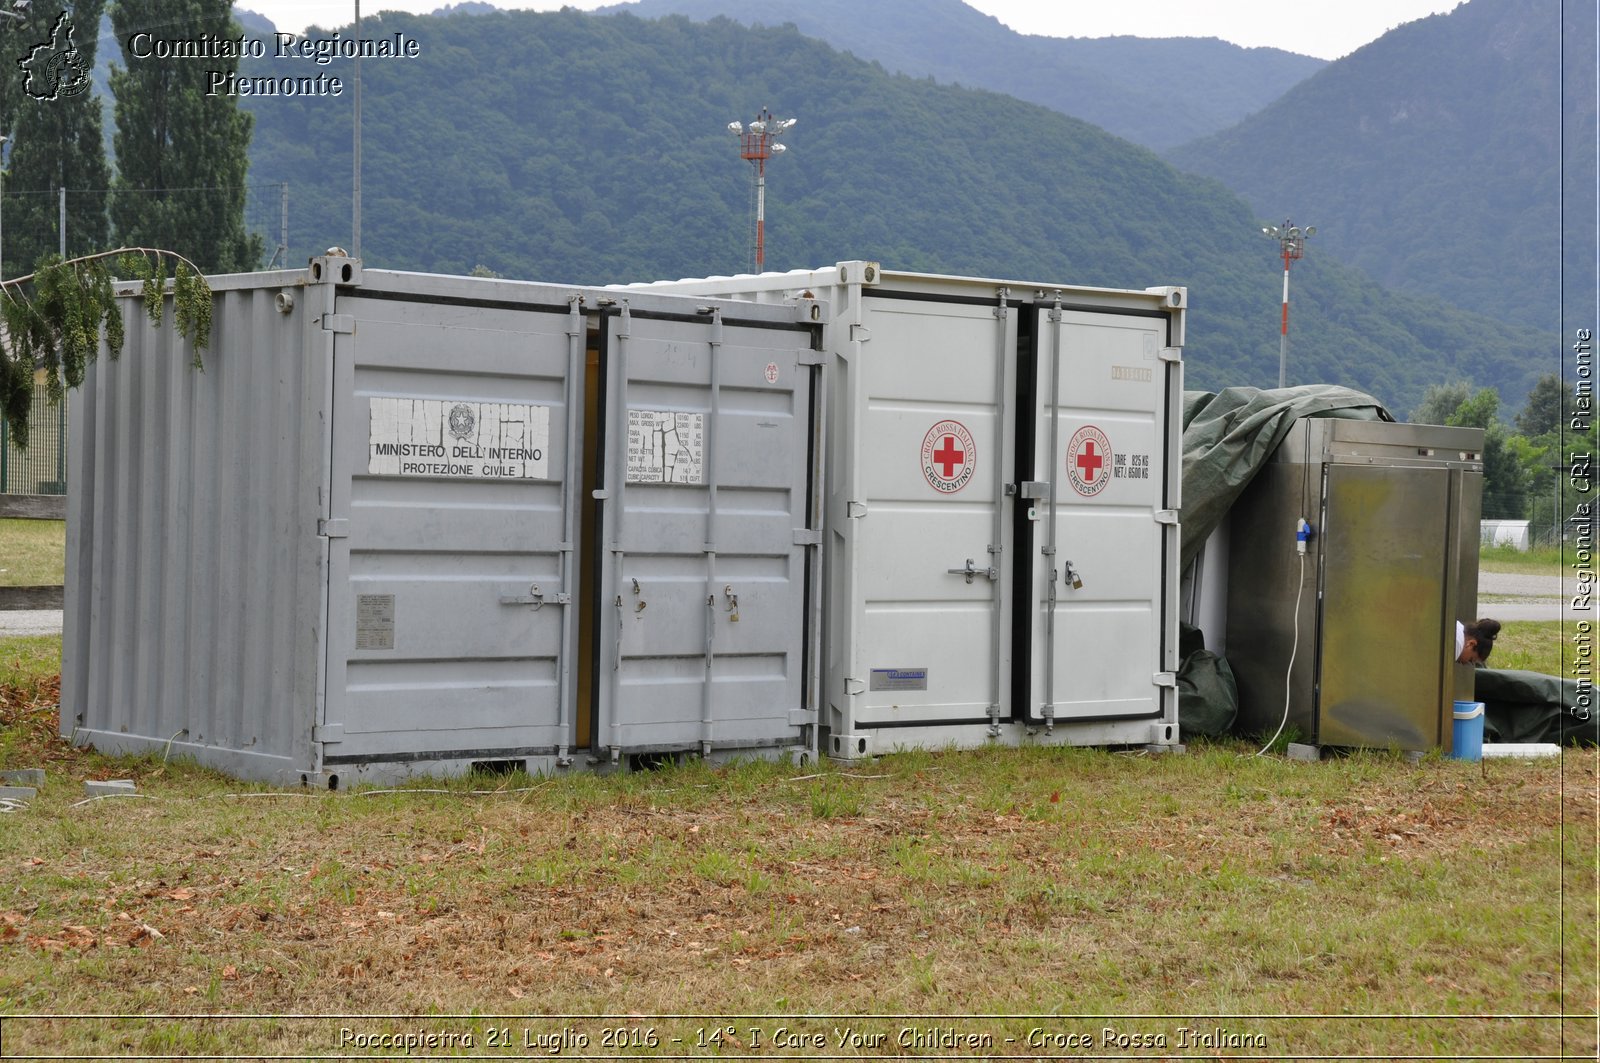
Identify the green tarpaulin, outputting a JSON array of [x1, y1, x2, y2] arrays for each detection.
[[1179, 385, 1392, 570], [1476, 668, 1599, 747], [1176, 623, 1238, 739]]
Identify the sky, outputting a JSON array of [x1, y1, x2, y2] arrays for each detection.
[[238, 0, 1464, 62]]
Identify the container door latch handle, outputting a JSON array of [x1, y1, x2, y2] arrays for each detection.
[[948, 558, 998, 585], [500, 584, 572, 609]]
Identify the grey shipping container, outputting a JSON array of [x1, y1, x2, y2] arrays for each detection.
[[63, 258, 827, 785], [620, 262, 1187, 757]]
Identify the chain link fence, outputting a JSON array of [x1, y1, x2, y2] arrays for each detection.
[[0, 182, 288, 278], [0, 382, 67, 495]]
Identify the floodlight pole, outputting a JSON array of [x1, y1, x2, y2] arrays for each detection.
[[0, 134, 9, 284], [0, 132, 16, 285], [1262, 219, 1314, 388], [728, 108, 794, 273], [352, 0, 361, 261]]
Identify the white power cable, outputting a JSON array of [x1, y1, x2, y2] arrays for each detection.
[[1257, 550, 1307, 757]]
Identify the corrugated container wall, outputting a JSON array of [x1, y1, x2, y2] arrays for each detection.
[[64, 259, 827, 784], [620, 262, 1187, 757], [65, 266, 332, 781]]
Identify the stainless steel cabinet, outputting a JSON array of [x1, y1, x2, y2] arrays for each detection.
[[1226, 419, 1484, 752]]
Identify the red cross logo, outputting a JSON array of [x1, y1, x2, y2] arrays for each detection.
[[921, 419, 976, 494], [1066, 425, 1112, 497], [1075, 440, 1103, 483], [933, 436, 965, 478]]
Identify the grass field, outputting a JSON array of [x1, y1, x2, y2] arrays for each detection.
[[1494, 620, 1581, 675], [0, 739, 1593, 1056], [0, 630, 1596, 1058], [1479, 543, 1569, 575], [0, 519, 65, 587]]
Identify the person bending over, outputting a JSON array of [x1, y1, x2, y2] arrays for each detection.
[[1456, 618, 1501, 665]]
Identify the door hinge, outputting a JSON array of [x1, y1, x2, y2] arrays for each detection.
[[846, 500, 868, 519], [1009, 481, 1050, 499], [849, 323, 871, 343], [321, 314, 356, 334], [313, 723, 344, 744], [1153, 509, 1179, 525], [1158, 346, 1183, 363], [793, 528, 822, 546], [793, 299, 824, 326], [798, 350, 826, 367], [318, 518, 349, 538], [844, 677, 866, 697], [1152, 671, 1177, 688]]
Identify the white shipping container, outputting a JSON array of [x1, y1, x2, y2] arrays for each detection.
[[621, 262, 1186, 757]]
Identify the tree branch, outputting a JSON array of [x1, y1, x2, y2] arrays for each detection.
[[0, 246, 208, 298]]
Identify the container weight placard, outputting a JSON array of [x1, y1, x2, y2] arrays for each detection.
[[355, 594, 395, 651]]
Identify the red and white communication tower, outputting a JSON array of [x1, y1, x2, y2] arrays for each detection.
[[1261, 219, 1315, 388], [727, 107, 796, 273]]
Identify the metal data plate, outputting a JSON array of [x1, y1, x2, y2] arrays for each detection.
[[870, 668, 930, 692]]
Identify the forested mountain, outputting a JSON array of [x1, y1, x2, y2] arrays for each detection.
[[604, 0, 1325, 151], [1167, 0, 1581, 334], [238, 8, 1548, 416], [235, 8, 275, 34]]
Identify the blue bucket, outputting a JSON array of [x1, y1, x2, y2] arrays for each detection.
[[1450, 700, 1484, 761]]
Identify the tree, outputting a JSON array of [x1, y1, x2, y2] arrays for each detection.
[[0, 0, 112, 281], [1, 249, 212, 448], [1515, 372, 1569, 438], [1443, 386, 1501, 434], [1409, 381, 1475, 427], [1410, 382, 1528, 522], [108, 0, 262, 272], [1511, 372, 1599, 544]]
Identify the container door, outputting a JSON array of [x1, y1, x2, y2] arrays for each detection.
[[594, 305, 817, 757], [1028, 305, 1173, 723], [321, 294, 585, 767], [1317, 463, 1452, 749], [844, 293, 1017, 730]]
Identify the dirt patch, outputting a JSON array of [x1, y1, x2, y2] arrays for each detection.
[[1322, 771, 1579, 855], [0, 674, 85, 772]]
